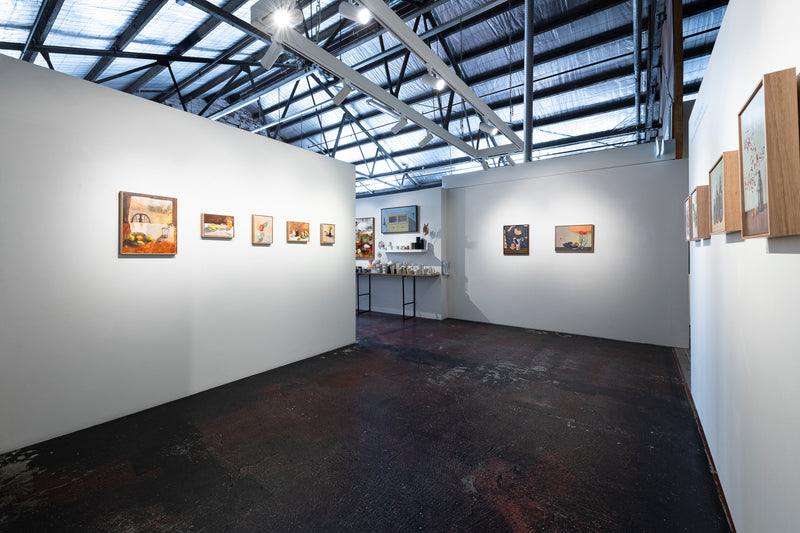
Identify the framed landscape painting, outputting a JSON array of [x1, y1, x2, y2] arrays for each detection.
[[709, 151, 742, 234], [503, 224, 529, 255], [321, 223, 335, 244], [201, 213, 234, 239], [119, 191, 177, 255], [356, 217, 374, 259], [252, 215, 273, 245], [287, 221, 310, 242], [555, 224, 594, 253], [381, 205, 418, 233]]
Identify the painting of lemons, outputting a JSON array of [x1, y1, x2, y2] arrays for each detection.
[[201, 213, 234, 239], [287, 221, 310, 243], [503, 224, 529, 255], [555, 224, 594, 253], [252, 215, 273, 245], [119, 191, 177, 255]]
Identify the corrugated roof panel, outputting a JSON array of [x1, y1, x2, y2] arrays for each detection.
[[123, 1, 211, 55], [0, 0, 43, 44], [185, 21, 247, 59], [96, 57, 157, 90], [44, 0, 148, 51]]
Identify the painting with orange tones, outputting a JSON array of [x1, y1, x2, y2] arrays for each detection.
[[555, 224, 594, 253], [252, 215, 273, 245], [119, 191, 177, 255], [201, 213, 234, 239], [320, 223, 335, 245], [287, 221, 310, 242]]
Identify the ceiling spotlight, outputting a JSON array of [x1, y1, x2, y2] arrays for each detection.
[[339, 1, 371, 24], [251, 1, 303, 30], [332, 82, 352, 106], [259, 42, 284, 71], [273, 7, 302, 27], [505, 155, 517, 166], [390, 118, 408, 135], [479, 122, 498, 135], [480, 160, 490, 171], [420, 72, 445, 91], [418, 131, 433, 148]]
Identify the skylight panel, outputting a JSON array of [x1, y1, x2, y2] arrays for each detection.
[[0, 0, 43, 43], [124, 0, 210, 55], [45, 0, 147, 50]]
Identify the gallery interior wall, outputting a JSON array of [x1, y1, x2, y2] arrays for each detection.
[[355, 188, 444, 319], [688, 0, 800, 530], [0, 56, 356, 455], [442, 143, 689, 348]]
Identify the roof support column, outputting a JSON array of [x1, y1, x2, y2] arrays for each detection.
[[633, 0, 642, 143], [523, 0, 534, 162]]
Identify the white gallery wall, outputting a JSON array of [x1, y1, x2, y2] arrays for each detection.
[[356, 188, 444, 318], [0, 56, 355, 454], [443, 143, 689, 348], [688, 0, 800, 531]]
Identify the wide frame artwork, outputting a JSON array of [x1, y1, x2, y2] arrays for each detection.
[[738, 67, 800, 238], [320, 223, 335, 245], [201, 213, 234, 239], [381, 205, 419, 233], [503, 224, 529, 255], [684, 196, 693, 242], [356, 217, 374, 259], [690, 185, 711, 241], [119, 191, 177, 255], [252, 215, 273, 245], [709, 151, 742, 234], [287, 221, 310, 243], [555, 224, 594, 253]]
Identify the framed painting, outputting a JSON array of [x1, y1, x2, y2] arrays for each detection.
[[555, 224, 594, 253], [321, 223, 335, 245], [119, 191, 177, 255], [252, 215, 273, 245], [381, 205, 419, 233], [738, 68, 800, 238], [201, 213, 234, 239], [684, 196, 693, 242], [356, 217, 374, 259], [690, 186, 710, 241], [709, 151, 742, 234], [503, 224, 529, 255], [287, 221, 310, 242]]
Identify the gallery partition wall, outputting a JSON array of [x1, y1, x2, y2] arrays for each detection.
[[0, 56, 355, 454]]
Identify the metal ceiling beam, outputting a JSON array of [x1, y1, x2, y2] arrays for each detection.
[[84, 0, 169, 82], [21, 0, 66, 63], [124, 0, 252, 95]]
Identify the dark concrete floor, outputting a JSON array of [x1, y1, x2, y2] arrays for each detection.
[[1, 314, 729, 532]]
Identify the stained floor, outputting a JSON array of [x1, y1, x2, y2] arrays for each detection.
[[0, 314, 729, 532]]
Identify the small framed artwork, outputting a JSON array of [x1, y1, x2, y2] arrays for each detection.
[[555, 224, 594, 253], [119, 191, 177, 255], [503, 224, 529, 255], [738, 67, 800, 238], [381, 205, 418, 233], [690, 186, 710, 240], [201, 213, 234, 239], [252, 215, 273, 245], [320, 223, 335, 245], [684, 196, 693, 242], [356, 217, 374, 259], [287, 221, 309, 243], [709, 152, 742, 234]]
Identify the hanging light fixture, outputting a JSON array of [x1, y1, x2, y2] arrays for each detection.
[[390, 117, 408, 135], [259, 42, 284, 71], [332, 82, 353, 106], [418, 131, 433, 148], [251, 0, 303, 30], [480, 159, 490, 171], [479, 121, 499, 135], [339, 1, 371, 24], [420, 71, 445, 91]]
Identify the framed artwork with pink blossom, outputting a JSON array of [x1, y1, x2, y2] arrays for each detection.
[[555, 224, 594, 253]]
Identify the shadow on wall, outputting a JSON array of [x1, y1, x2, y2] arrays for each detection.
[[768, 234, 800, 254], [448, 233, 489, 324]]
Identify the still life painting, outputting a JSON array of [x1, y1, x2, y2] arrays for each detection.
[[709, 156, 725, 233], [381, 205, 419, 233], [119, 191, 177, 255], [356, 217, 374, 258], [252, 215, 273, 245], [739, 84, 768, 236], [503, 224, 529, 255], [321, 223, 335, 244], [555, 224, 594, 253], [201, 213, 234, 239], [287, 221, 310, 242]]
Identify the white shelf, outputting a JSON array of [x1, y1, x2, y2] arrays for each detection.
[[383, 249, 426, 253]]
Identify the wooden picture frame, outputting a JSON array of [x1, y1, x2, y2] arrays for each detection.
[[737, 67, 800, 238], [356, 217, 374, 259], [252, 215, 273, 245], [690, 186, 710, 241], [119, 191, 177, 255], [709, 151, 742, 234], [555, 224, 594, 253], [320, 223, 335, 245], [381, 205, 419, 233], [286, 221, 309, 243], [684, 196, 693, 242], [201, 213, 234, 239], [503, 224, 529, 255]]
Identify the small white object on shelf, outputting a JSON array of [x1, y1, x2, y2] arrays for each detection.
[[385, 249, 426, 253]]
